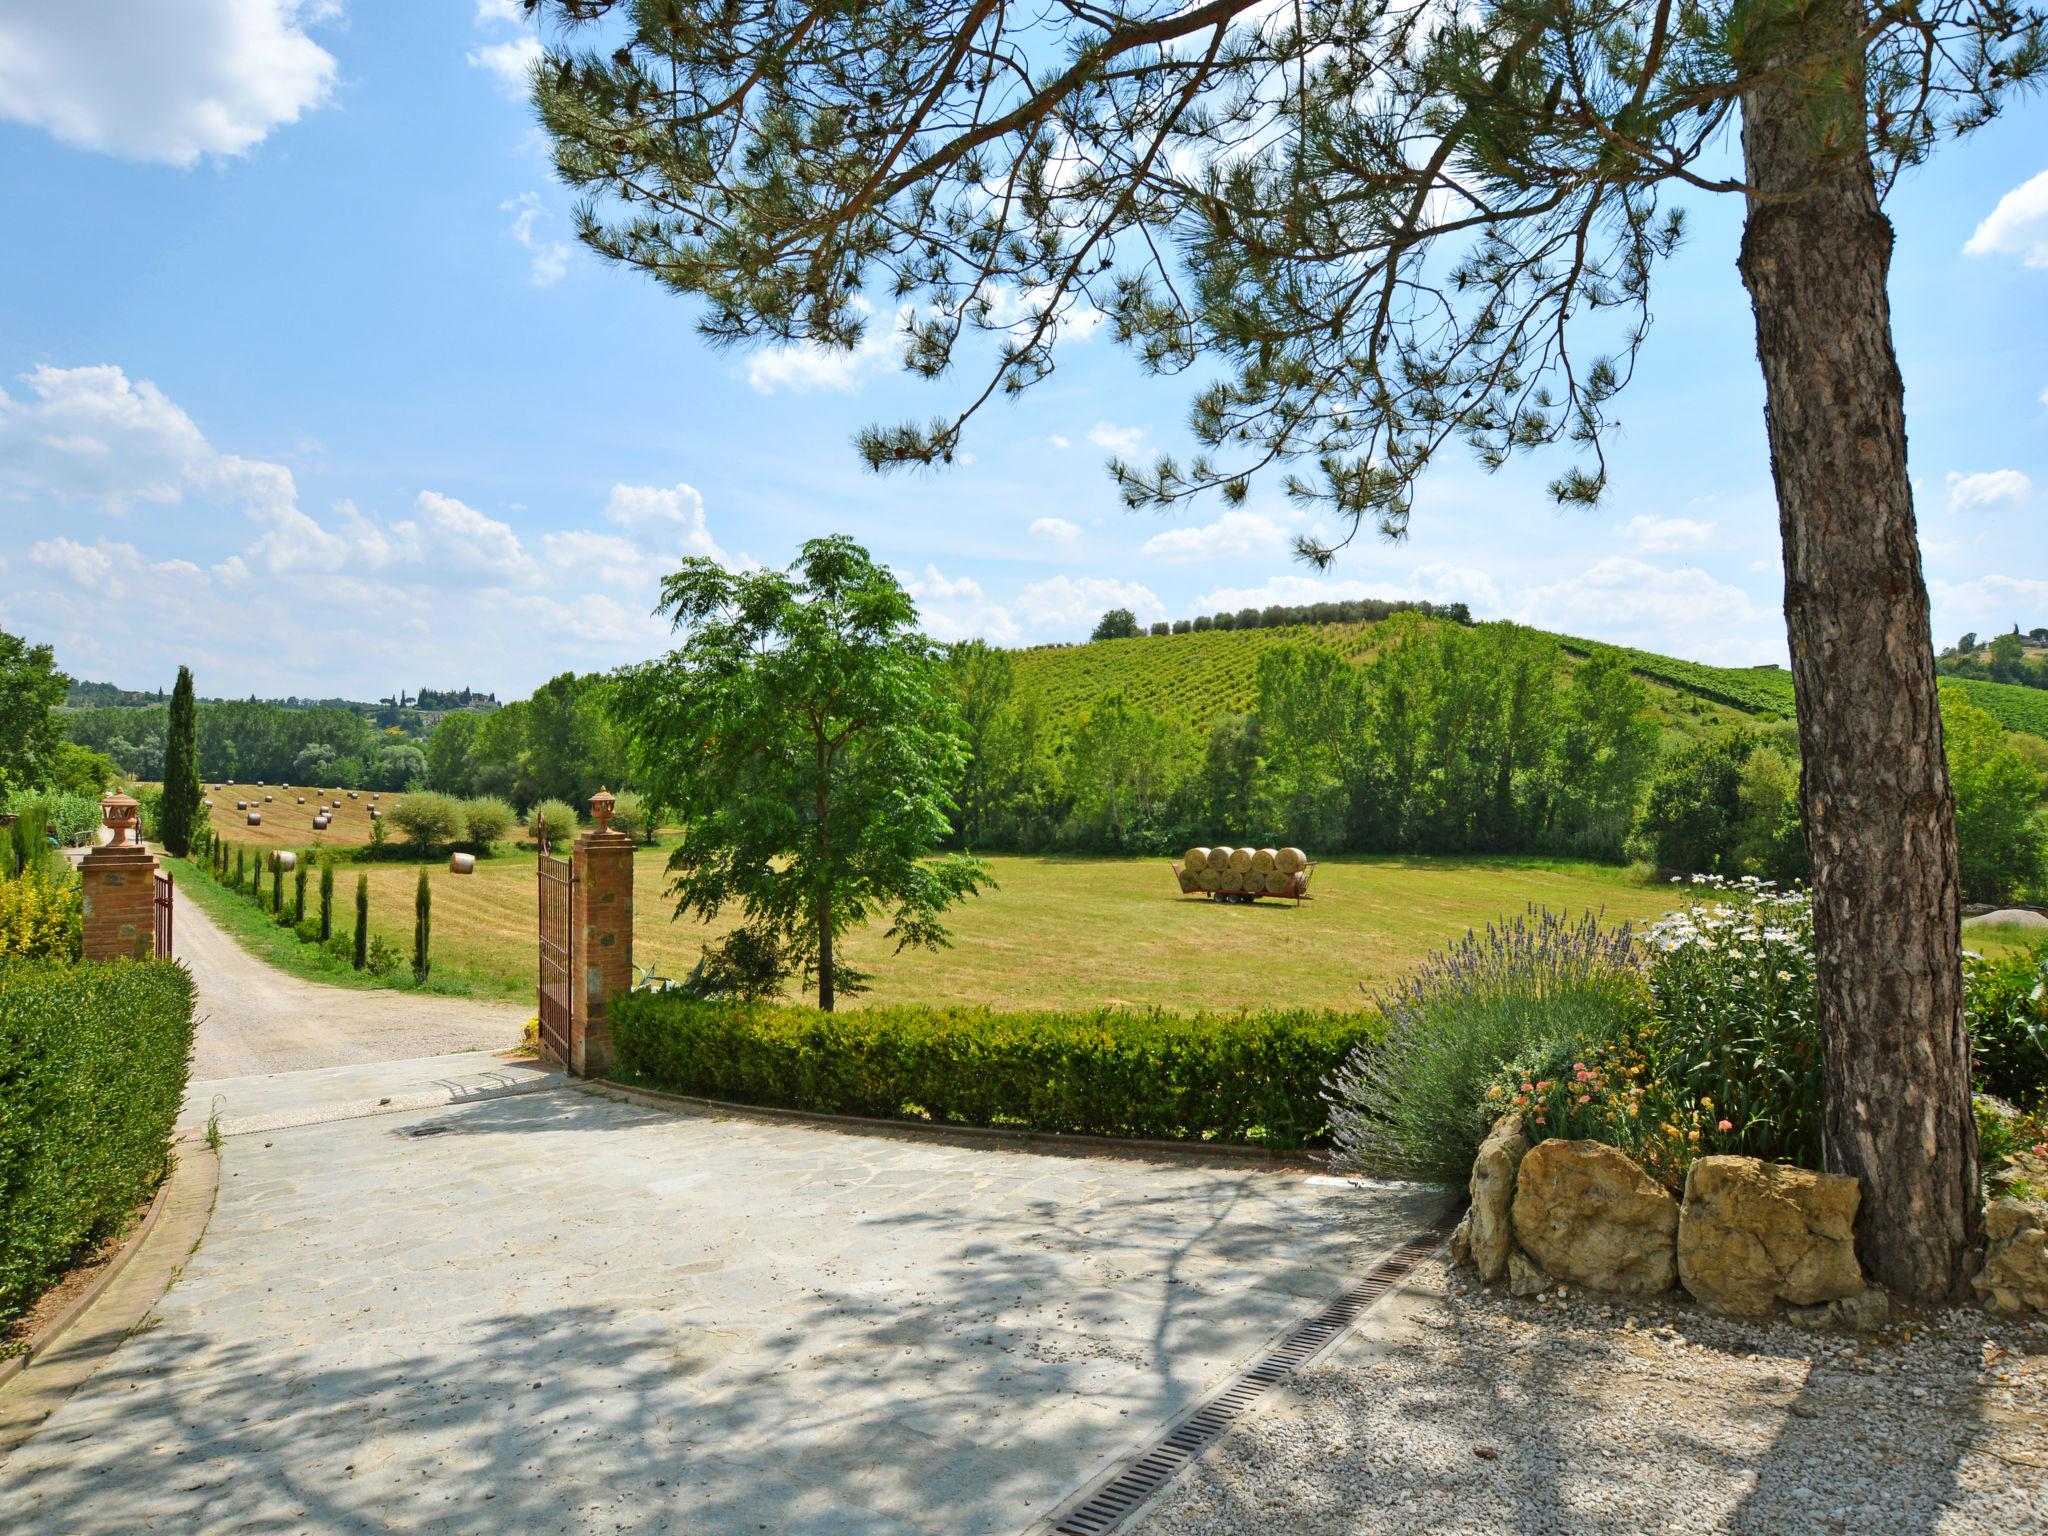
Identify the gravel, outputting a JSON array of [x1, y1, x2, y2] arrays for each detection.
[[1130, 1257, 2048, 1536]]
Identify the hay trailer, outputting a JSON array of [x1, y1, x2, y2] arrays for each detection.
[[1171, 845, 1317, 905]]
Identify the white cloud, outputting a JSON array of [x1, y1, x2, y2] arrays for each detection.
[[603, 481, 726, 560], [1087, 421, 1146, 455], [469, 34, 542, 97], [1928, 574, 2048, 648], [1028, 516, 1082, 546], [744, 310, 900, 394], [901, 565, 1003, 642], [1619, 514, 1717, 552], [0, 1, 337, 166], [1142, 510, 1291, 563], [1047, 434, 1071, 450], [1946, 468, 2032, 513], [1509, 557, 1782, 665], [500, 192, 571, 286], [1013, 575, 1165, 635], [1963, 169, 2048, 268], [31, 536, 122, 589]]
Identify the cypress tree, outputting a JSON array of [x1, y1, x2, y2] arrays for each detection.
[[294, 861, 308, 925], [353, 874, 369, 970], [412, 867, 431, 983], [271, 858, 283, 912], [159, 666, 200, 856], [319, 863, 334, 941], [235, 846, 245, 890]]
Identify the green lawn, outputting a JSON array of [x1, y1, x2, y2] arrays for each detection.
[[191, 838, 1680, 1011]]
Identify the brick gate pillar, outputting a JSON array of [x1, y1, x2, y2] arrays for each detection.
[[569, 787, 634, 1077], [79, 793, 161, 961]]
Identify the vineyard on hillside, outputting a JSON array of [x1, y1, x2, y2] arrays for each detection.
[[1013, 621, 2048, 744]]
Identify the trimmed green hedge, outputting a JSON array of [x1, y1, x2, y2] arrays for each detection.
[[0, 959, 196, 1327], [609, 994, 1380, 1149]]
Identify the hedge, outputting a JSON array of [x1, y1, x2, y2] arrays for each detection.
[[609, 994, 1381, 1150], [0, 959, 196, 1327]]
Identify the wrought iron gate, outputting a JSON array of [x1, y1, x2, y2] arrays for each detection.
[[153, 868, 173, 956], [536, 848, 574, 1065]]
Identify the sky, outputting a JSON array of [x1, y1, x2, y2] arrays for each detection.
[[0, 1, 2044, 702]]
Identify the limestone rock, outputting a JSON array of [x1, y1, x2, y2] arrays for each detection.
[[1677, 1156, 1863, 1317], [1469, 1113, 1530, 1284], [1507, 1248, 1551, 1297], [1447, 1213, 1472, 1269], [1788, 1285, 1893, 1334], [1975, 1199, 2048, 1315], [1511, 1139, 1678, 1295]]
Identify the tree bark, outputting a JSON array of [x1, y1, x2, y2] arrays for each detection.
[[1736, 0, 1980, 1301]]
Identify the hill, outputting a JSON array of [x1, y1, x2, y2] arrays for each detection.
[[1012, 619, 2048, 744]]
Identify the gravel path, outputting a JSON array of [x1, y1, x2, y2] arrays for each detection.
[[1133, 1259, 2047, 1536], [176, 894, 527, 1081]]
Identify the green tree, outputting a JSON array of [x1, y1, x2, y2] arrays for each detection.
[[1549, 648, 1660, 859], [319, 862, 335, 942], [413, 868, 432, 983], [1943, 688, 2048, 903], [614, 536, 990, 1010], [1062, 694, 1189, 849], [1091, 608, 1140, 641], [1639, 735, 1751, 875], [294, 861, 309, 925], [944, 640, 1025, 846], [528, 0, 2048, 1297], [353, 874, 369, 970], [1988, 632, 2027, 684], [0, 628, 67, 796], [159, 666, 201, 857], [424, 709, 480, 796]]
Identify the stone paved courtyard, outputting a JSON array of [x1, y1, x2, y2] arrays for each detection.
[[1, 1063, 1439, 1534]]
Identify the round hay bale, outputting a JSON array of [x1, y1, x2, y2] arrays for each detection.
[[348, 791, 358, 799], [1207, 846, 1234, 872], [1264, 870, 1292, 894], [1182, 847, 1210, 873], [313, 815, 330, 831], [369, 807, 381, 819], [202, 798, 212, 808], [1251, 847, 1277, 874], [1227, 846, 1255, 873], [450, 852, 476, 875], [246, 811, 262, 827], [1176, 867, 1196, 893], [272, 851, 296, 872], [296, 797, 305, 805], [1276, 846, 1307, 875], [235, 799, 247, 810], [1196, 866, 1222, 892], [264, 794, 274, 803], [1218, 868, 1245, 893]]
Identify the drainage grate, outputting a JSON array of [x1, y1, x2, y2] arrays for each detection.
[[1048, 1222, 1450, 1536]]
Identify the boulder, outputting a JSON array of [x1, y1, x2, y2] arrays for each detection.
[[1975, 1199, 2048, 1315], [1469, 1113, 1530, 1283], [1788, 1285, 1893, 1334], [1447, 1213, 1472, 1269], [1511, 1139, 1678, 1295], [1677, 1156, 1863, 1317]]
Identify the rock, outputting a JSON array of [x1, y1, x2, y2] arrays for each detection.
[[1469, 1113, 1530, 1284], [1507, 1249, 1550, 1297], [1787, 1285, 1892, 1333], [1511, 1139, 1677, 1295], [1975, 1199, 2048, 1315], [1962, 907, 2048, 929], [1677, 1156, 1864, 1317], [1447, 1213, 1472, 1268]]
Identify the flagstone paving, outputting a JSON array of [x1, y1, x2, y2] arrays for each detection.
[[0, 1066, 1440, 1534]]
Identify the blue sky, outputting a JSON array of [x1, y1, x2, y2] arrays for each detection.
[[1, 2, 2043, 702]]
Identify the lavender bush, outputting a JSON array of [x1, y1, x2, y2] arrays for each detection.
[[1326, 907, 1649, 1183]]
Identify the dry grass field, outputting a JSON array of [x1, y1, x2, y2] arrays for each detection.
[[189, 784, 1687, 1010]]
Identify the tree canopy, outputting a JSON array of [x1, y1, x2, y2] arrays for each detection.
[[615, 536, 991, 1009], [0, 629, 68, 798]]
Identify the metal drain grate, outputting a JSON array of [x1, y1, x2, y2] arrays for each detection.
[[1048, 1223, 1450, 1536]]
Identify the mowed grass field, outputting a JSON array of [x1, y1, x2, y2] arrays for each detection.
[[191, 784, 1684, 1010]]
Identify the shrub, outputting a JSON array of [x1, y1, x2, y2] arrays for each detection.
[[611, 995, 1378, 1149], [457, 796, 515, 848], [388, 790, 465, 849], [365, 934, 401, 978], [607, 791, 648, 843], [1966, 938, 2048, 1110], [1325, 908, 1650, 1183], [527, 798, 580, 851], [0, 959, 196, 1325], [0, 868, 82, 961]]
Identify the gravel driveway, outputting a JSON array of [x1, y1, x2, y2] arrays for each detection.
[[1132, 1258, 2048, 1536], [176, 893, 527, 1082]]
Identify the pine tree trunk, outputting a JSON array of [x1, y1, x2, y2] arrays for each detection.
[[1736, 0, 1980, 1301]]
